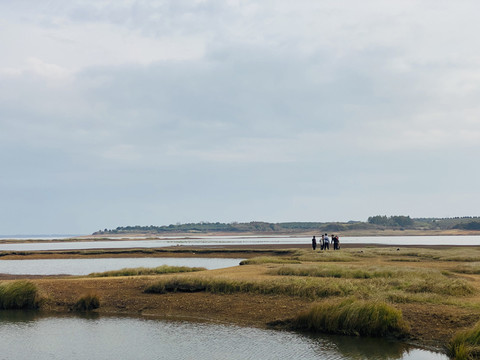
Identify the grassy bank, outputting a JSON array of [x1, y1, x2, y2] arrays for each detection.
[[448, 321, 480, 359], [144, 276, 350, 298], [73, 293, 100, 311], [294, 298, 409, 337], [277, 264, 472, 289], [89, 265, 206, 277], [0, 280, 40, 309]]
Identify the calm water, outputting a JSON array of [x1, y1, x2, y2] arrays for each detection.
[[0, 312, 448, 360], [0, 235, 479, 251], [0, 257, 243, 275]]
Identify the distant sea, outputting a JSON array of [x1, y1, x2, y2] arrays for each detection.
[[0, 234, 82, 240]]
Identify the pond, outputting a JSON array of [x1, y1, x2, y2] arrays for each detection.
[[0, 235, 479, 251], [0, 258, 243, 275], [0, 312, 448, 360]]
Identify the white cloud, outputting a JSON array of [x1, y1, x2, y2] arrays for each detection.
[[25, 57, 71, 79], [0, 15, 206, 75]]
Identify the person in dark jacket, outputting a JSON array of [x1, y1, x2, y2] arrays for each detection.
[[311, 236, 317, 250], [333, 235, 340, 250]]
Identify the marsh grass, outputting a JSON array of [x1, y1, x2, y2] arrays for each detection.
[[388, 258, 422, 262], [450, 263, 480, 275], [239, 257, 301, 265], [88, 265, 206, 277], [293, 250, 358, 262], [404, 277, 474, 296], [0, 281, 39, 309], [145, 276, 353, 298], [269, 264, 397, 279], [294, 298, 409, 337], [143, 255, 475, 305], [448, 321, 480, 360], [73, 293, 100, 311], [386, 291, 456, 305], [268, 264, 475, 302], [371, 248, 480, 262]]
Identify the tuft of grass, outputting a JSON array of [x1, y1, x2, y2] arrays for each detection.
[[448, 321, 480, 360], [371, 248, 480, 263], [388, 258, 421, 262], [386, 291, 447, 305], [270, 265, 396, 279], [0, 281, 40, 309], [89, 265, 206, 277], [404, 278, 474, 296], [450, 263, 480, 275], [73, 293, 100, 311], [239, 257, 301, 265], [145, 276, 352, 299], [294, 298, 409, 337], [294, 250, 358, 262]]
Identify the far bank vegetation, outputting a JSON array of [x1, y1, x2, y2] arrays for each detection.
[[94, 215, 480, 235]]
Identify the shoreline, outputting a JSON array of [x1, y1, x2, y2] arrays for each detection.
[[1, 243, 479, 261], [1, 229, 480, 243]]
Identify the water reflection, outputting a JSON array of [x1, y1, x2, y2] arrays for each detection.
[[309, 332, 407, 359], [0, 312, 448, 360]]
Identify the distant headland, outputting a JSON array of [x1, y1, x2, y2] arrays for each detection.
[[93, 215, 480, 236]]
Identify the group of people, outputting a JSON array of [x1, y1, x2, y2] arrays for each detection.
[[311, 233, 340, 251]]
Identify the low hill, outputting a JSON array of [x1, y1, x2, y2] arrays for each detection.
[[93, 216, 480, 235]]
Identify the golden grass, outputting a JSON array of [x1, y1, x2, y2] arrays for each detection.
[[88, 265, 206, 277], [448, 321, 480, 359], [144, 275, 353, 298], [73, 293, 100, 311], [239, 257, 301, 265], [294, 298, 409, 337], [0, 280, 40, 309], [266, 262, 475, 302], [451, 263, 480, 275], [369, 247, 480, 262]]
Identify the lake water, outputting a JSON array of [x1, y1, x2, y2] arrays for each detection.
[[0, 257, 243, 276], [0, 235, 479, 251], [0, 312, 448, 360]]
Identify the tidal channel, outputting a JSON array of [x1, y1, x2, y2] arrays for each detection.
[[0, 311, 448, 360]]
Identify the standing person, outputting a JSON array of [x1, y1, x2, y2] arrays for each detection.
[[311, 236, 317, 250], [320, 234, 325, 250], [324, 233, 330, 250], [333, 235, 339, 250]]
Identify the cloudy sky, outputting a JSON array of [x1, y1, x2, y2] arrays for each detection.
[[1, 1, 479, 234]]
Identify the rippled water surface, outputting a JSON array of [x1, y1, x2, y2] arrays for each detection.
[[0, 257, 243, 275], [0, 312, 447, 360]]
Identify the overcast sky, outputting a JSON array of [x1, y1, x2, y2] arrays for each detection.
[[1, 1, 479, 234]]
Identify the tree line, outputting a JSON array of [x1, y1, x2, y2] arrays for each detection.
[[94, 216, 480, 235]]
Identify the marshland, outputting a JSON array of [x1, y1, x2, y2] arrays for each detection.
[[1, 242, 480, 359]]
